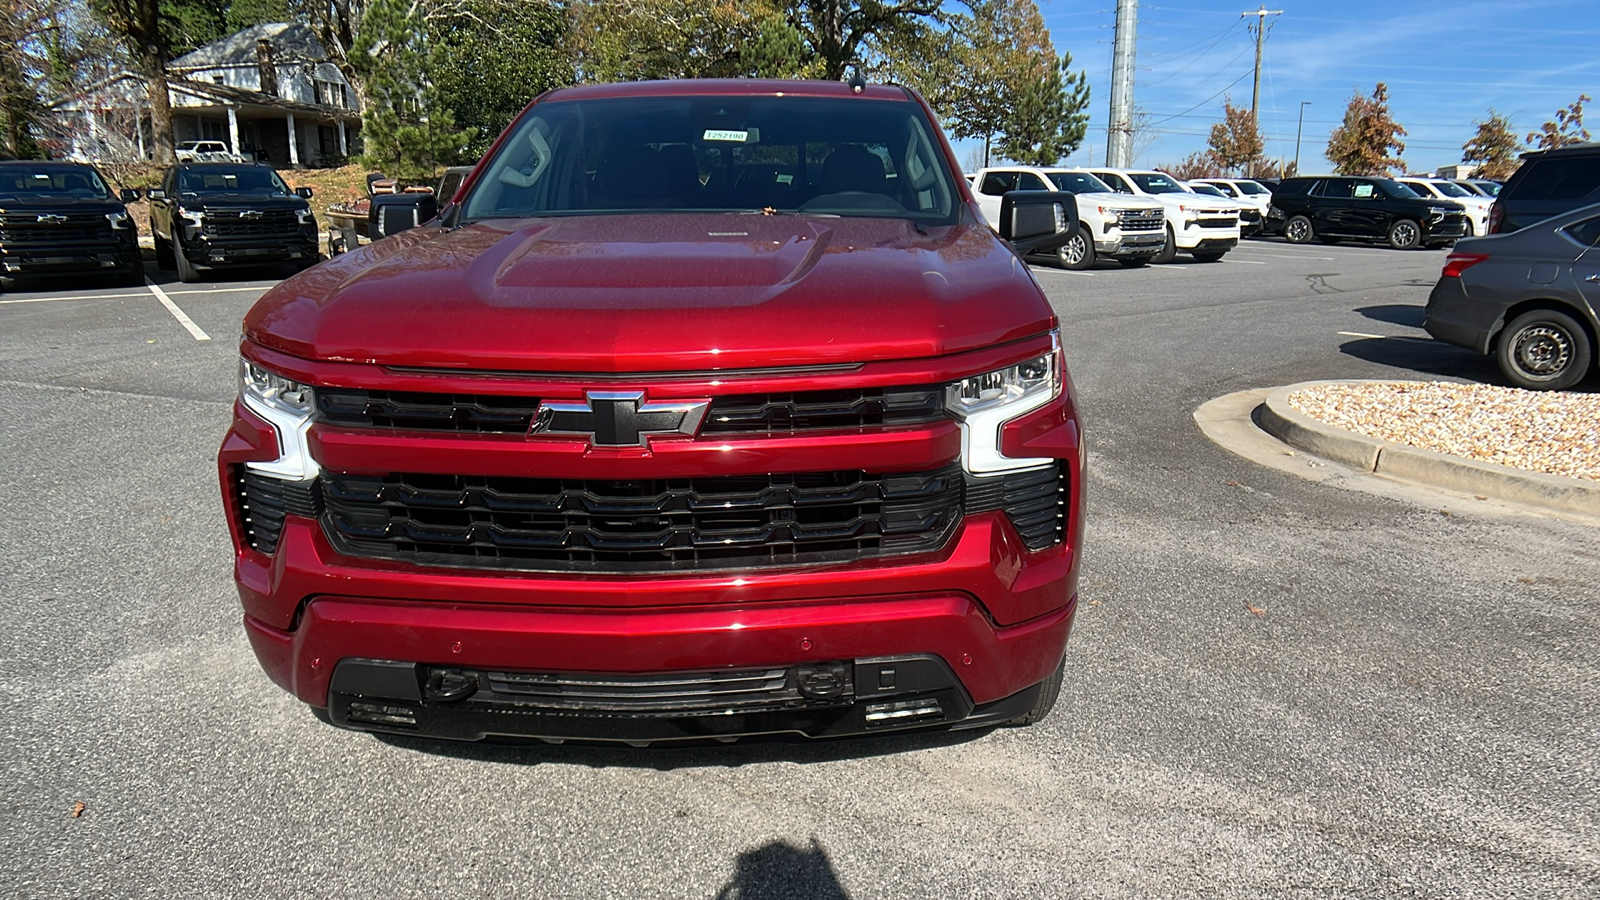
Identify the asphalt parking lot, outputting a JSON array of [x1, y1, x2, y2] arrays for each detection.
[[2, 240, 1596, 898]]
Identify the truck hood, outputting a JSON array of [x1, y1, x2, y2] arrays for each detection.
[[0, 198, 126, 216], [178, 194, 309, 212], [245, 213, 1054, 373], [1075, 191, 1162, 212], [1144, 193, 1237, 211]]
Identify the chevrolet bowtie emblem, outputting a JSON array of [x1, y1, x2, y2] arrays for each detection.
[[35, 214, 67, 225], [238, 209, 264, 219], [530, 391, 709, 448]]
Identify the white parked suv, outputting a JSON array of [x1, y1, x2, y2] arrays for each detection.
[[968, 166, 1167, 269], [1190, 178, 1272, 237], [174, 140, 236, 163], [1086, 168, 1241, 262], [1396, 177, 1492, 237]]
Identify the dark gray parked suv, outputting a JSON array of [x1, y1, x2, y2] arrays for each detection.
[[1489, 142, 1600, 234], [1425, 202, 1600, 390]]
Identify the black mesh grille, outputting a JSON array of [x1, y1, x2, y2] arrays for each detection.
[[480, 667, 806, 713], [964, 464, 1067, 551], [205, 210, 301, 236], [316, 386, 948, 436], [320, 466, 963, 572], [233, 467, 321, 554], [0, 214, 113, 243]]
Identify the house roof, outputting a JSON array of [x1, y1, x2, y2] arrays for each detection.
[[170, 22, 330, 70], [49, 72, 357, 120]]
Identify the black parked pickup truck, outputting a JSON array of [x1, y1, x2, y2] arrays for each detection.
[[149, 162, 318, 282], [0, 161, 142, 286]]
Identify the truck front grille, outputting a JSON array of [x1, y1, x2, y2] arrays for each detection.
[[319, 466, 964, 571], [316, 386, 947, 436], [1117, 209, 1165, 232], [232, 468, 322, 554], [0, 214, 113, 244], [205, 210, 301, 236], [1196, 215, 1237, 229], [481, 666, 804, 713]]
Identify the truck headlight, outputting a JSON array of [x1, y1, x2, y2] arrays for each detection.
[[239, 358, 319, 479], [945, 331, 1061, 474], [106, 210, 133, 229], [297, 206, 315, 225]]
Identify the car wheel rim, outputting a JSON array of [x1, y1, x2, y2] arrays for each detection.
[[1514, 325, 1573, 376], [1394, 223, 1417, 246], [1287, 220, 1308, 241], [1060, 235, 1086, 266]]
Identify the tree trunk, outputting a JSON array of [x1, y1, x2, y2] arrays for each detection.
[[141, 52, 175, 164]]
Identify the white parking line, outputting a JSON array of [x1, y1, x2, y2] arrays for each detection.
[[1233, 252, 1336, 261], [1221, 259, 1266, 265], [1033, 267, 1098, 277], [0, 284, 268, 305], [145, 278, 211, 341]]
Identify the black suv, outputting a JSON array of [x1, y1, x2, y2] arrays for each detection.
[[0, 161, 141, 286], [1267, 176, 1467, 249], [148, 162, 317, 282], [1490, 142, 1600, 234]]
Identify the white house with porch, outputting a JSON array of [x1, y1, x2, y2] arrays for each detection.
[[52, 22, 360, 168]]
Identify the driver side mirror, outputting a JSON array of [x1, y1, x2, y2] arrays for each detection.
[[998, 191, 1080, 257], [147, 189, 166, 201], [119, 188, 140, 202], [295, 186, 314, 199]]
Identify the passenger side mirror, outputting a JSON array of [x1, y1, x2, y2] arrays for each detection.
[[147, 189, 166, 201], [998, 191, 1080, 257], [295, 186, 314, 199], [120, 188, 140, 202]]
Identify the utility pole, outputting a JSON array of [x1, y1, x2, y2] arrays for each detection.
[[1293, 100, 1310, 174], [1241, 5, 1282, 134], [1107, 0, 1138, 167]]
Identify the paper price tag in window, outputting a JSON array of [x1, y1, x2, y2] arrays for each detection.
[[703, 129, 755, 143]]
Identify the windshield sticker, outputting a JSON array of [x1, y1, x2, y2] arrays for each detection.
[[1354, 184, 1374, 198], [703, 129, 750, 143]]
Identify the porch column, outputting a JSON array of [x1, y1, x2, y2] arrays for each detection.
[[136, 110, 146, 159], [227, 105, 240, 158], [285, 110, 299, 167], [337, 119, 347, 157]]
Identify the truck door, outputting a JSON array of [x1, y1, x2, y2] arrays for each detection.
[[1571, 215, 1600, 316], [975, 170, 1018, 229]]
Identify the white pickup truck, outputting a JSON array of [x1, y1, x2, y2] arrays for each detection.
[[968, 166, 1167, 269], [1082, 167, 1241, 263]]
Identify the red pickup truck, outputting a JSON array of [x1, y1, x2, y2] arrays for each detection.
[[219, 79, 1085, 744]]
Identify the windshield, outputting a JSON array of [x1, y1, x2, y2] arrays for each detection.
[[1381, 180, 1422, 199], [1235, 180, 1269, 195], [1472, 181, 1501, 196], [0, 166, 113, 200], [1127, 172, 1189, 194], [1429, 181, 1472, 197], [462, 94, 960, 224], [1046, 171, 1114, 193], [179, 166, 291, 195], [1188, 183, 1225, 197]]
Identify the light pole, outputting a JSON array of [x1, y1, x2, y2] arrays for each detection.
[[1293, 101, 1311, 174]]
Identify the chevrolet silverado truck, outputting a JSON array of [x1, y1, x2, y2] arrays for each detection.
[[149, 162, 318, 282], [0, 161, 142, 286], [1084, 167, 1241, 263], [969, 166, 1166, 269], [220, 79, 1086, 744]]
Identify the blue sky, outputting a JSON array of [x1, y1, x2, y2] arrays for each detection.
[[965, 0, 1598, 174]]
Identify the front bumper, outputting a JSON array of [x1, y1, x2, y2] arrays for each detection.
[[0, 238, 139, 276], [184, 228, 318, 266], [251, 590, 1074, 742], [1096, 230, 1165, 257]]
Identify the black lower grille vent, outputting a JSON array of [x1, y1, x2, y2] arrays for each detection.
[[964, 464, 1067, 551], [481, 667, 808, 715], [320, 466, 963, 572], [233, 467, 322, 554]]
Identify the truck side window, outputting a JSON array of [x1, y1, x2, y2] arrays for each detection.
[[1017, 173, 1050, 192], [979, 172, 1016, 196], [1564, 216, 1600, 246]]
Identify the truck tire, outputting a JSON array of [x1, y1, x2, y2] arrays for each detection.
[[1284, 215, 1314, 244], [1387, 218, 1422, 250], [1056, 226, 1095, 270], [1496, 308, 1592, 391], [174, 241, 202, 283], [1007, 654, 1066, 726], [1152, 225, 1178, 264]]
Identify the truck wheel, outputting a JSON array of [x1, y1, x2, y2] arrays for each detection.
[[154, 234, 175, 269], [1496, 308, 1592, 391], [174, 242, 202, 283], [1152, 225, 1178, 264], [1388, 218, 1422, 250], [1190, 250, 1226, 263], [1284, 215, 1314, 243], [1056, 226, 1095, 270], [1007, 654, 1066, 726]]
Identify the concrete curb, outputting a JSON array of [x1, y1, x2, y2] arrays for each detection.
[[1257, 380, 1600, 517]]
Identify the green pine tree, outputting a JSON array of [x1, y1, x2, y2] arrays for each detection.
[[350, 0, 473, 185]]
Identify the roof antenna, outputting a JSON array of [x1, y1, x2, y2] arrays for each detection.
[[847, 69, 866, 94]]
